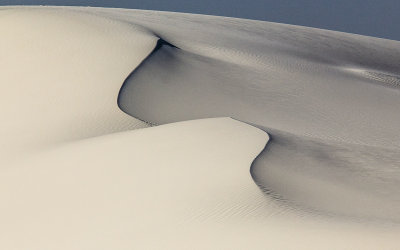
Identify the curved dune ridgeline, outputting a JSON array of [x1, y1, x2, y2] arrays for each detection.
[[250, 127, 400, 223], [1, 6, 400, 250], [116, 8, 400, 223]]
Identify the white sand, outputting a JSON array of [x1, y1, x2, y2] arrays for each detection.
[[114, 8, 400, 148], [0, 8, 155, 165], [0, 117, 269, 249], [114, 7, 400, 224], [1, 117, 398, 250], [1, 6, 400, 249]]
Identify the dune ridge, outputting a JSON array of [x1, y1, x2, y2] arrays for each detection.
[[0, 7, 157, 165], [114, 7, 400, 223], [250, 126, 400, 224], [1, 6, 400, 249]]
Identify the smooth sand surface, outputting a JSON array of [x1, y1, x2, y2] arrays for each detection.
[[2, 117, 399, 250], [0, 7, 154, 165], [116, 9, 400, 148], [0, 118, 270, 249], [115, 8, 400, 224], [1, 6, 400, 249], [251, 127, 400, 223]]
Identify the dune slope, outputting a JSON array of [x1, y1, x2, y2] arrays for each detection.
[[0, 7, 155, 165], [251, 127, 400, 223], [0, 117, 272, 250], [1, 6, 400, 249], [2, 117, 399, 250], [114, 9, 400, 222]]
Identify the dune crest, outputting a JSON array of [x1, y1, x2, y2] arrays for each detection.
[[1, 6, 400, 249], [114, 7, 400, 223], [1, 118, 273, 249], [0, 7, 156, 165]]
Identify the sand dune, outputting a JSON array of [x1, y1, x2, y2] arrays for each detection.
[[115, 8, 400, 223], [2, 117, 398, 250], [0, 118, 270, 249], [251, 127, 400, 223], [0, 7, 154, 165], [117, 13, 400, 148], [1, 6, 400, 249]]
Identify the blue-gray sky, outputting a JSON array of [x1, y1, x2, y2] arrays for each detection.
[[1, 0, 400, 41]]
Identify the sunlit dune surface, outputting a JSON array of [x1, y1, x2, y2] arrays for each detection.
[[1, 6, 400, 249]]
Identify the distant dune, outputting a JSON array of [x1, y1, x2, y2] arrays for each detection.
[[1, 6, 400, 249]]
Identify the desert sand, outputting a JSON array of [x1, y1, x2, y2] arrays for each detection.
[[1, 6, 400, 249]]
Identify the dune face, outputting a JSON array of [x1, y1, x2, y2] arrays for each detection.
[[251, 127, 400, 223], [0, 8, 155, 165], [115, 9, 400, 222], [1, 6, 400, 249], [117, 15, 400, 148], [0, 118, 272, 249]]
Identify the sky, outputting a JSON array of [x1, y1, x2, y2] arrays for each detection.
[[1, 0, 399, 41]]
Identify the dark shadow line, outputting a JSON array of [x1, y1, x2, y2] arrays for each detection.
[[117, 37, 179, 126]]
